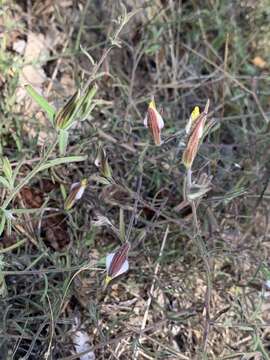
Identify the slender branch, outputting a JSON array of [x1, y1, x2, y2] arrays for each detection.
[[81, 6, 139, 94]]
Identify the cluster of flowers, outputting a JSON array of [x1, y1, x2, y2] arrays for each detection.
[[65, 98, 210, 286]]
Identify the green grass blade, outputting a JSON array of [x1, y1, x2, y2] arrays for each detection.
[[0, 213, 6, 236], [39, 155, 87, 171], [58, 129, 69, 155], [25, 85, 55, 123], [0, 176, 11, 189]]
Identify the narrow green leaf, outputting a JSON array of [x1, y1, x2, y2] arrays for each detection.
[[11, 208, 44, 215], [39, 155, 87, 171], [0, 239, 27, 254], [90, 175, 111, 185], [0, 176, 11, 189], [0, 213, 6, 237], [58, 129, 69, 155], [12, 158, 24, 187], [6, 217, 11, 236], [119, 208, 125, 242], [0, 272, 7, 298], [60, 183, 67, 201], [79, 84, 98, 120], [25, 85, 55, 123], [2, 157, 12, 181]]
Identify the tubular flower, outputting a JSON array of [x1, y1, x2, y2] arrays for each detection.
[[105, 242, 130, 286], [144, 99, 164, 145], [54, 90, 80, 130], [64, 178, 88, 210], [182, 99, 210, 169], [185, 105, 200, 135]]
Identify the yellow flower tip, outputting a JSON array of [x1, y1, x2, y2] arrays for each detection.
[[191, 106, 200, 121], [182, 153, 192, 169], [81, 178, 88, 188], [148, 99, 156, 110], [64, 203, 72, 211], [105, 275, 112, 286]]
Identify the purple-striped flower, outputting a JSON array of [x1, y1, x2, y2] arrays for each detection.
[[144, 99, 164, 145], [105, 242, 130, 286], [182, 99, 210, 169], [54, 90, 80, 130], [64, 178, 88, 210]]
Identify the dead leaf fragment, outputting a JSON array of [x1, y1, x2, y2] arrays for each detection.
[[13, 39, 26, 55], [252, 56, 267, 69], [72, 317, 95, 360], [15, 32, 53, 144]]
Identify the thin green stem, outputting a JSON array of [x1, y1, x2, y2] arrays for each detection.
[[81, 6, 138, 94], [75, 0, 91, 51], [186, 168, 212, 356], [0, 238, 27, 253]]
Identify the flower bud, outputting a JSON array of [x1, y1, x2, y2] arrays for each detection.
[[95, 146, 112, 180], [54, 90, 81, 130], [105, 242, 130, 286], [185, 106, 200, 135], [64, 178, 88, 210], [144, 99, 164, 145], [182, 99, 210, 169]]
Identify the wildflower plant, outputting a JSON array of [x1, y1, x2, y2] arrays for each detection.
[[182, 99, 213, 202], [2, 1, 266, 357], [182, 99, 214, 355]]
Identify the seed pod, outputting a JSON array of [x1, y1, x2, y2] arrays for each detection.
[[105, 242, 130, 286], [144, 99, 164, 145], [64, 178, 88, 210], [182, 99, 210, 169]]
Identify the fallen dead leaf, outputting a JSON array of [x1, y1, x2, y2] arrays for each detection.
[[72, 316, 95, 360], [42, 213, 70, 251], [252, 56, 267, 69], [13, 39, 26, 55], [60, 72, 76, 97], [15, 32, 53, 145], [20, 186, 44, 208], [19, 32, 49, 91]]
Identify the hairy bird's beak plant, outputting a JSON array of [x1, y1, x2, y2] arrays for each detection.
[[182, 99, 214, 355]]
